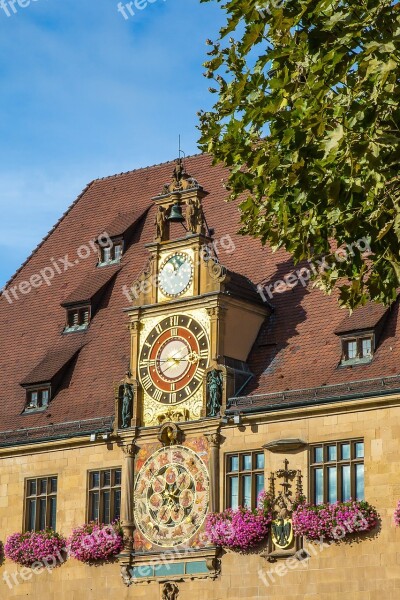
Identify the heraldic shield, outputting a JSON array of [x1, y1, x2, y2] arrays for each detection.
[[262, 459, 304, 562]]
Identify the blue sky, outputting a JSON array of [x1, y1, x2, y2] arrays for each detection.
[[0, 0, 225, 287]]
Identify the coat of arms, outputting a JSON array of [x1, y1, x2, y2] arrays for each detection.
[[262, 459, 303, 561]]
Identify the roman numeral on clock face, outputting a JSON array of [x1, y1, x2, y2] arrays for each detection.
[[169, 393, 177, 404], [194, 368, 205, 383], [170, 316, 179, 327], [155, 323, 163, 335], [141, 374, 153, 390], [153, 389, 163, 402]]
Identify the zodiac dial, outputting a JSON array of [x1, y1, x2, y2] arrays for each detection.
[[139, 315, 209, 405], [134, 446, 209, 548]]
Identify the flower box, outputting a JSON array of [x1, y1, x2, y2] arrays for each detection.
[[292, 500, 379, 541], [205, 507, 271, 551], [67, 521, 124, 563], [5, 530, 66, 568]]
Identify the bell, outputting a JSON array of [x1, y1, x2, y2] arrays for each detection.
[[168, 203, 185, 223]]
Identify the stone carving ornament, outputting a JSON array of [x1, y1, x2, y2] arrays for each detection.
[[162, 582, 179, 600]]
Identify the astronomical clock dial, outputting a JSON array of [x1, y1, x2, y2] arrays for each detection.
[[134, 446, 209, 548], [139, 314, 209, 405], [159, 252, 194, 298]]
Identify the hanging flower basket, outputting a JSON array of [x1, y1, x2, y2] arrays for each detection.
[[394, 500, 400, 527], [5, 530, 66, 568], [67, 521, 124, 563], [205, 507, 271, 551], [292, 500, 379, 541]]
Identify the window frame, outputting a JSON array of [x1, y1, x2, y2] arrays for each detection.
[[98, 238, 124, 266], [309, 439, 364, 504], [24, 385, 51, 412], [87, 467, 122, 524], [65, 305, 91, 332], [341, 333, 374, 365], [224, 450, 265, 510], [24, 475, 58, 532]]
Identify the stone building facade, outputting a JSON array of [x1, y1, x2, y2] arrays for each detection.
[[0, 154, 399, 599]]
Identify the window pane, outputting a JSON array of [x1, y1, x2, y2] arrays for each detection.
[[341, 465, 351, 501], [29, 480, 37, 496], [39, 498, 46, 530], [30, 392, 38, 408], [114, 469, 122, 486], [242, 475, 251, 508], [113, 490, 121, 521], [355, 464, 364, 500], [361, 338, 372, 358], [242, 455, 252, 471], [347, 341, 357, 359], [102, 491, 111, 524], [341, 444, 351, 460], [103, 247, 111, 262], [328, 467, 337, 504], [103, 470, 111, 487], [91, 472, 100, 488], [115, 245, 122, 260], [28, 499, 36, 531], [40, 479, 47, 495], [314, 447, 323, 463], [41, 390, 49, 406], [51, 478, 58, 493], [255, 474, 264, 501], [355, 442, 364, 459], [229, 456, 239, 472], [256, 453, 264, 470], [314, 468, 323, 504], [90, 491, 100, 521], [229, 477, 239, 509], [49, 497, 57, 530], [327, 446, 337, 461]]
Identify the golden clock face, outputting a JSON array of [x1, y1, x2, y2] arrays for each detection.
[[139, 315, 209, 405], [134, 446, 209, 548]]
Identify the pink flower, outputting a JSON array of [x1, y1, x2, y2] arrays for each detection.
[[394, 500, 400, 527], [5, 530, 66, 568], [292, 500, 378, 541], [205, 507, 271, 551], [67, 521, 124, 563]]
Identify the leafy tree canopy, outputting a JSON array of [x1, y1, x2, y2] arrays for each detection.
[[198, 0, 400, 308]]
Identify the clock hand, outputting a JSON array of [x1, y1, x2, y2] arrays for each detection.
[[161, 353, 191, 374]]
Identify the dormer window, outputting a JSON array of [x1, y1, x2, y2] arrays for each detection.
[[65, 306, 90, 332], [26, 387, 51, 411], [341, 334, 374, 365], [21, 343, 83, 414], [335, 301, 391, 368], [98, 240, 123, 266]]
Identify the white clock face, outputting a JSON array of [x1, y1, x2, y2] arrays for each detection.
[[159, 253, 193, 297]]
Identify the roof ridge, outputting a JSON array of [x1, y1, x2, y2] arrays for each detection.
[[0, 181, 95, 295], [92, 152, 206, 183], [0, 151, 207, 297]]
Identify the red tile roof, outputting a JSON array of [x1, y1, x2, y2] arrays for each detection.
[[61, 265, 121, 306], [21, 339, 85, 386], [0, 153, 399, 439], [101, 208, 150, 239], [334, 302, 389, 334]]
